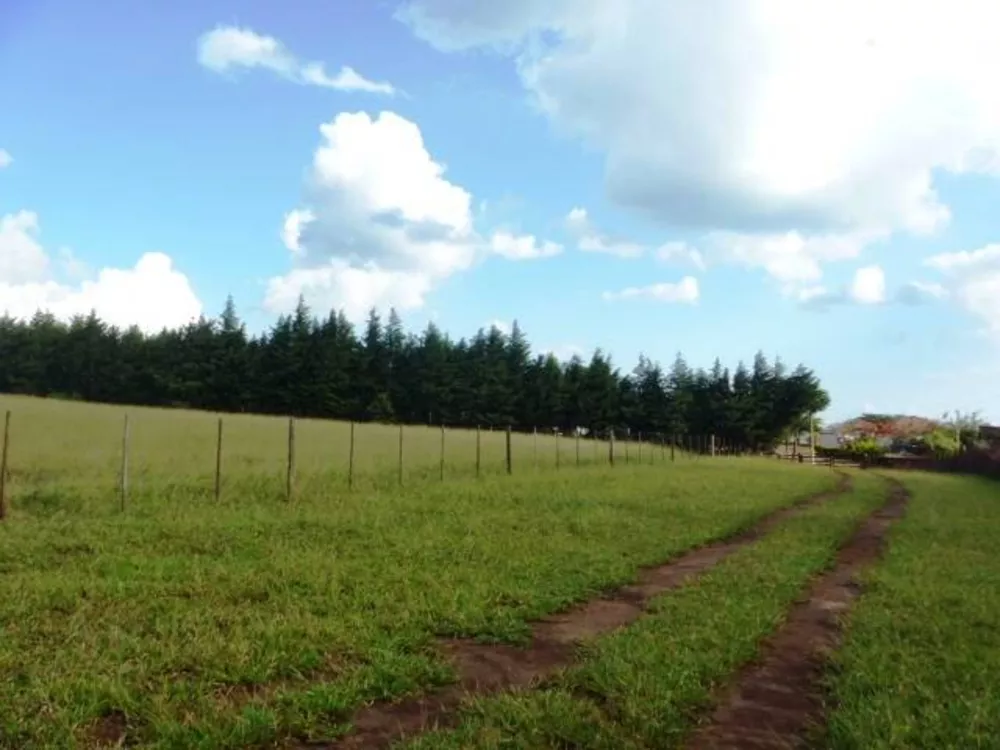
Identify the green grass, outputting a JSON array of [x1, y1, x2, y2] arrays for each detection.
[[0, 394, 836, 749], [0, 394, 678, 517], [824, 472, 1000, 749], [404, 471, 888, 750]]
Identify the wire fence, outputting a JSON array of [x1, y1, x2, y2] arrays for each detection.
[[0, 403, 761, 519]]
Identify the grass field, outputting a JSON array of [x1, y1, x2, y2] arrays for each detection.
[[825, 471, 1000, 749], [0, 396, 839, 748], [0, 395, 995, 749], [0, 394, 677, 517], [403, 471, 889, 749]]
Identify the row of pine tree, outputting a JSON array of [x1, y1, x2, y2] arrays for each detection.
[[0, 298, 829, 449]]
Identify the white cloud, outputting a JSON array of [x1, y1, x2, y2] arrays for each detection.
[[925, 244, 1000, 272], [281, 208, 314, 255], [0, 149, 12, 169], [0, 211, 49, 284], [924, 243, 1000, 334], [897, 280, 948, 305], [602, 276, 699, 303], [400, 0, 1000, 239], [489, 230, 562, 260], [565, 207, 644, 258], [848, 265, 886, 304], [267, 111, 560, 319], [707, 229, 881, 287], [0, 211, 201, 333], [197, 25, 395, 94], [952, 273, 1000, 336], [655, 241, 705, 270], [265, 260, 431, 322]]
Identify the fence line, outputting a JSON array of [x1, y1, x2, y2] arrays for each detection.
[[0, 408, 768, 519]]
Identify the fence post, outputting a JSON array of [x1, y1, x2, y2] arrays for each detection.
[[286, 417, 295, 502], [671, 434, 676, 462], [120, 414, 130, 512], [505, 425, 512, 475], [576, 430, 581, 467], [439, 424, 446, 481], [348, 421, 356, 490], [556, 431, 560, 470], [0, 410, 10, 521], [533, 426, 538, 468], [609, 430, 615, 467], [398, 424, 404, 487], [214, 417, 223, 502], [625, 434, 630, 465], [710, 434, 716, 457], [476, 424, 481, 478]]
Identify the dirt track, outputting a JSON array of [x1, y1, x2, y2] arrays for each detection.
[[325, 473, 854, 749], [683, 475, 908, 749]]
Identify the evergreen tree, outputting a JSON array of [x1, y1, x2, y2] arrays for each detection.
[[0, 301, 830, 450]]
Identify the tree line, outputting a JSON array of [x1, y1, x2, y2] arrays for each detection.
[[0, 297, 829, 449]]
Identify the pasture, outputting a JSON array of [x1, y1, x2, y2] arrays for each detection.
[[0, 394, 670, 517], [0, 394, 996, 749]]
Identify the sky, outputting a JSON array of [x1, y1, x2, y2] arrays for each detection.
[[2, 0, 1000, 424]]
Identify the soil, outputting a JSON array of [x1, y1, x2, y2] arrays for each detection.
[[320, 472, 854, 749], [84, 709, 128, 748], [683, 476, 908, 749]]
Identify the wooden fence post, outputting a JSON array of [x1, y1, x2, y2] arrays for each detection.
[[0, 410, 10, 521], [533, 426, 538, 468], [556, 431, 560, 470], [576, 430, 581, 467], [120, 414, 130, 512], [439, 424, 446, 481], [286, 417, 295, 502], [475, 425, 481, 478], [214, 417, 223, 502], [710, 434, 716, 457], [505, 425, 513, 475], [398, 424, 404, 487], [348, 421, 356, 490], [609, 430, 615, 467], [625, 434, 630, 465]]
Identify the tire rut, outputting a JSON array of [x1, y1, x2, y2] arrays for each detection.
[[318, 472, 853, 749], [682, 474, 908, 750]]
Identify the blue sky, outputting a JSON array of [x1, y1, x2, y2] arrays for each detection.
[[2, 0, 1000, 423]]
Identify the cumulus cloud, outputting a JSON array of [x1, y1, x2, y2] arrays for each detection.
[[924, 244, 1000, 335], [897, 280, 948, 305], [925, 244, 1000, 272], [0, 211, 49, 284], [400, 0, 1000, 238], [197, 25, 395, 94], [602, 276, 699, 304], [266, 110, 559, 319], [565, 207, 644, 258], [796, 265, 892, 310], [655, 241, 705, 271], [693, 228, 885, 300], [0, 149, 12, 169], [0, 211, 201, 333], [489, 230, 562, 259], [848, 265, 886, 304]]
